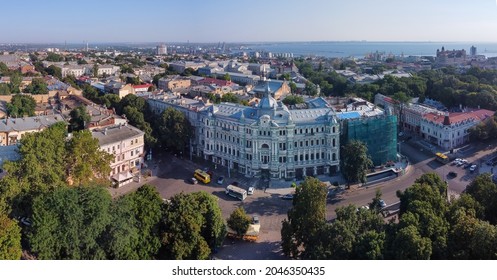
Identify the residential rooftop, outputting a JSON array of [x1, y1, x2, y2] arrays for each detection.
[[92, 124, 144, 147]]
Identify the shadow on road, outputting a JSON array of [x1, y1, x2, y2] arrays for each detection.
[[241, 195, 292, 216], [215, 239, 287, 260]]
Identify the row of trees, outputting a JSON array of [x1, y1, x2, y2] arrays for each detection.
[[2, 182, 227, 260], [282, 173, 497, 259]]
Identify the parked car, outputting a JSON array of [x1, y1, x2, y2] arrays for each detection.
[[217, 176, 224, 185], [470, 165, 477, 172], [464, 162, 472, 169], [247, 187, 254, 195], [379, 199, 387, 208], [190, 178, 198, 185], [448, 171, 458, 178], [281, 194, 294, 200], [252, 216, 260, 225]]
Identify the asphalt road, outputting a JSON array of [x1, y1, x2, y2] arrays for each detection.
[[145, 139, 497, 259]]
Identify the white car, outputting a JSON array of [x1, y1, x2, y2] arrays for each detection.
[[379, 200, 387, 208], [469, 165, 477, 172], [247, 187, 254, 195]]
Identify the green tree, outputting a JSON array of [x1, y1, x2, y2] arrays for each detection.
[[0, 213, 22, 260], [6, 94, 36, 117], [9, 72, 21, 93], [447, 208, 497, 259], [369, 189, 384, 212], [321, 204, 385, 260], [395, 173, 449, 259], [24, 78, 48, 94], [227, 207, 251, 236], [156, 107, 193, 152], [98, 94, 120, 108], [28, 186, 111, 259], [289, 81, 297, 93], [0, 83, 11, 95], [126, 76, 141, 85], [282, 95, 304, 106], [46, 52, 64, 62], [122, 106, 157, 147], [465, 173, 497, 224], [65, 130, 113, 186], [391, 224, 432, 260], [160, 191, 226, 259], [0, 122, 68, 216], [118, 94, 147, 115], [105, 185, 163, 259], [223, 73, 231, 81], [92, 64, 99, 78], [220, 92, 239, 103], [46, 65, 62, 80], [69, 105, 90, 132], [104, 194, 140, 259], [281, 177, 327, 259], [0, 62, 10, 76], [341, 140, 373, 186]]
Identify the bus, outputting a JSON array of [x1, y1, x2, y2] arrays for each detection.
[[435, 152, 449, 164], [194, 169, 211, 184], [225, 185, 247, 201]]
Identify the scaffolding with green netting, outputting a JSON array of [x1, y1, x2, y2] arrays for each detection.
[[342, 115, 398, 166]]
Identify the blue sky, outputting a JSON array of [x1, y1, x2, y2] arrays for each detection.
[[2, 0, 497, 43]]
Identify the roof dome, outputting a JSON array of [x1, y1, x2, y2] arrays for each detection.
[[259, 94, 277, 109], [258, 82, 277, 110]]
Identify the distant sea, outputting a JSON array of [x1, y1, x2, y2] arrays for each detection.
[[245, 41, 497, 58]]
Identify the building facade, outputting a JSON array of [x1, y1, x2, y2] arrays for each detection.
[[148, 84, 340, 180], [92, 124, 145, 187], [421, 109, 494, 150]]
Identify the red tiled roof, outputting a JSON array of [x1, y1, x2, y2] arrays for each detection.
[[132, 83, 152, 89], [198, 77, 234, 87], [423, 109, 494, 125]]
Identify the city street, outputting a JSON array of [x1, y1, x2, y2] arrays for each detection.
[[135, 138, 497, 260]]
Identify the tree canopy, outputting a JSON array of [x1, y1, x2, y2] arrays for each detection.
[[341, 140, 373, 186], [227, 207, 251, 236], [0, 213, 22, 260], [6, 94, 36, 117], [281, 177, 327, 259], [69, 105, 90, 132], [160, 191, 226, 260], [155, 107, 193, 152]]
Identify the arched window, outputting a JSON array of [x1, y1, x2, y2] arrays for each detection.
[[261, 144, 269, 149]]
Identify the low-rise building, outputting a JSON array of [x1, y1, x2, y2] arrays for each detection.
[[158, 76, 191, 91], [0, 114, 65, 146], [421, 109, 494, 150], [92, 124, 145, 188]]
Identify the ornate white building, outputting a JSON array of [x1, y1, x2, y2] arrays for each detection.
[[148, 83, 341, 180]]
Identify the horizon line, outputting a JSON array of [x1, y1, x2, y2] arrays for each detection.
[[2, 40, 497, 45]]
